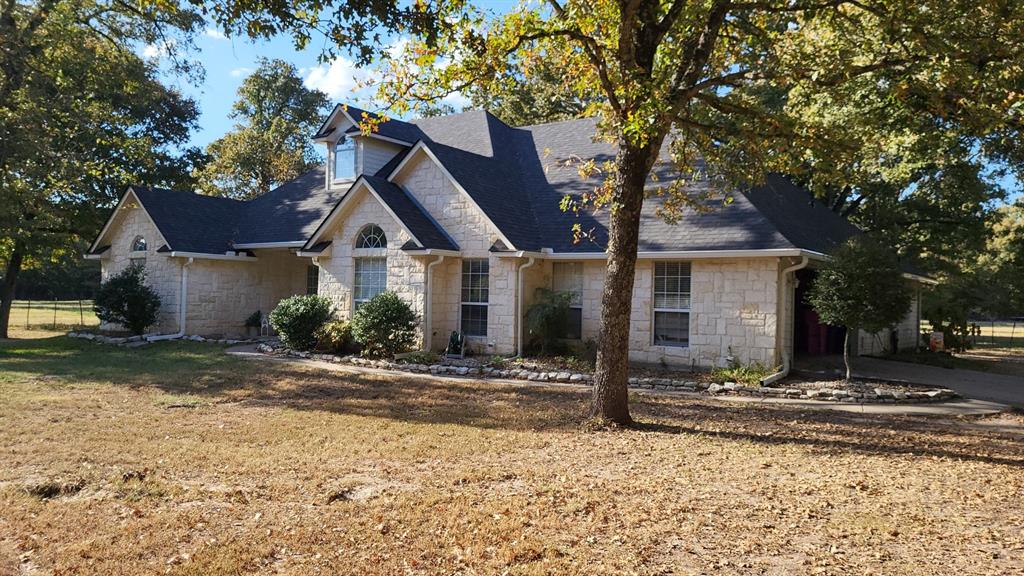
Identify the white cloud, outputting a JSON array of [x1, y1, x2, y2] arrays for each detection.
[[230, 67, 253, 78], [302, 56, 375, 100], [141, 39, 175, 59], [204, 27, 228, 40], [301, 38, 468, 114]]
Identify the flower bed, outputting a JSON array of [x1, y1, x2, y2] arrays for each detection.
[[256, 342, 960, 405]]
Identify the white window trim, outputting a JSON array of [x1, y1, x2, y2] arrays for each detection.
[[353, 256, 387, 309], [459, 259, 490, 338], [332, 136, 359, 183], [651, 262, 692, 349]]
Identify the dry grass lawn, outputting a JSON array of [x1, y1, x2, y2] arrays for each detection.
[[1, 337, 1023, 575]]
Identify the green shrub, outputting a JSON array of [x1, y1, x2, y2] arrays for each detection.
[[93, 263, 161, 335], [317, 320, 353, 354], [524, 288, 573, 355], [710, 360, 776, 387], [350, 291, 419, 358], [269, 295, 334, 351]]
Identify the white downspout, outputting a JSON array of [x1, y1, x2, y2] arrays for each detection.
[[147, 257, 192, 342], [424, 255, 445, 351], [761, 255, 809, 386], [515, 256, 537, 357]]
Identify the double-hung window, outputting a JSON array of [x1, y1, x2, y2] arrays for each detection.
[[653, 262, 691, 347], [354, 257, 386, 309], [460, 259, 489, 337], [334, 136, 356, 181], [552, 262, 583, 339]]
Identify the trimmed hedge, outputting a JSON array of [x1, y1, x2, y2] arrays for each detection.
[[350, 291, 418, 358], [269, 295, 333, 351]]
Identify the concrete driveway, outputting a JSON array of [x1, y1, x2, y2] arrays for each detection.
[[803, 356, 1024, 406]]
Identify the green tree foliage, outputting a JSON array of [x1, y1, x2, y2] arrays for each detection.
[[524, 288, 573, 355], [193, 58, 330, 199], [93, 263, 162, 335], [269, 294, 334, 351], [806, 238, 912, 380], [0, 0, 203, 338], [468, 57, 600, 127], [368, 0, 1023, 424], [350, 291, 418, 358]]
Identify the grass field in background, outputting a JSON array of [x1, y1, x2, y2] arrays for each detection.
[[921, 320, 1024, 348], [9, 300, 99, 332]]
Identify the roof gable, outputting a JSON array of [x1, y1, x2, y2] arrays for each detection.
[[304, 176, 458, 252]]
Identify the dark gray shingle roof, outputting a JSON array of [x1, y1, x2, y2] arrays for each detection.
[[117, 109, 868, 259], [362, 175, 458, 251], [129, 186, 244, 253]]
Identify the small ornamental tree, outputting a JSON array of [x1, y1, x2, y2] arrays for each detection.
[[806, 237, 912, 381], [350, 291, 419, 359], [93, 263, 161, 335], [524, 288, 573, 356], [269, 295, 333, 351]]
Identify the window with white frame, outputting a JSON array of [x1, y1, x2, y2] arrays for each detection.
[[460, 259, 489, 337], [355, 224, 386, 249], [353, 257, 386, 309], [334, 136, 356, 181], [130, 235, 146, 252], [552, 262, 583, 339], [653, 261, 691, 347]]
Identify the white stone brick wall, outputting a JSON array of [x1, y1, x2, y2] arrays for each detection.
[[99, 201, 181, 333], [316, 187, 427, 345], [391, 153, 518, 355], [184, 250, 307, 337], [569, 257, 781, 369]]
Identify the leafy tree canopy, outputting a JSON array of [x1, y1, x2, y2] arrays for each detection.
[[194, 58, 330, 199], [0, 0, 204, 338]]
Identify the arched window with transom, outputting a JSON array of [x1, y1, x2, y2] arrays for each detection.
[[355, 225, 386, 249], [130, 235, 147, 252]]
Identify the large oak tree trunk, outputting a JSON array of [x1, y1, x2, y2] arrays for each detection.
[[589, 139, 663, 425], [0, 244, 24, 339]]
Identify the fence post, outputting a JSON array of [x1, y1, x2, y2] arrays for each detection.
[[79, 299, 84, 326], [26, 300, 31, 329], [53, 298, 57, 330]]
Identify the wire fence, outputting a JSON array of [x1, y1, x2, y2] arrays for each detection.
[[10, 300, 100, 332]]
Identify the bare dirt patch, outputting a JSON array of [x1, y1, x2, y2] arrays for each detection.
[[1, 338, 1023, 575]]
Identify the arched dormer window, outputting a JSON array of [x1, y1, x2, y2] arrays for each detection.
[[355, 225, 386, 249], [131, 235, 147, 252]]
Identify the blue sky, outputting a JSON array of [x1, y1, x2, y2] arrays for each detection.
[[159, 27, 408, 148]]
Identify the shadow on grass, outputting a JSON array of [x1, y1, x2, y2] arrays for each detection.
[[4, 336, 1023, 468]]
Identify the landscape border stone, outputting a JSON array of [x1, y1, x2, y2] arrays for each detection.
[[253, 342, 961, 405]]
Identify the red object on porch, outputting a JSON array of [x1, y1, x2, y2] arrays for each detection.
[[804, 310, 828, 355]]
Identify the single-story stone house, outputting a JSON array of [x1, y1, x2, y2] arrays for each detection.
[[88, 104, 933, 368]]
